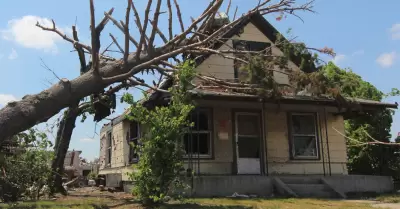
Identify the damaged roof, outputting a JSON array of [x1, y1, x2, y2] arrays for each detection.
[[187, 88, 398, 109]]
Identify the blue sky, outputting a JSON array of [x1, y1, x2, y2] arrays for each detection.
[[1, 0, 400, 160]]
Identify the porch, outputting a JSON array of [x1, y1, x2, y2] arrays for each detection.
[[182, 97, 350, 177]]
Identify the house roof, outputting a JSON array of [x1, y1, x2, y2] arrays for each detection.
[[187, 88, 398, 109]]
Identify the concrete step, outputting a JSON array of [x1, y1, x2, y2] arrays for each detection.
[[287, 184, 335, 198], [279, 176, 321, 185]]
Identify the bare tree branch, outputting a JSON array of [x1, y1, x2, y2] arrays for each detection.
[[89, 0, 100, 74], [167, 0, 173, 40], [101, 41, 114, 55], [109, 34, 124, 54], [72, 26, 86, 70], [149, 19, 169, 43], [36, 20, 91, 52], [148, 0, 163, 53], [96, 8, 115, 33], [233, 6, 238, 20], [226, 0, 232, 16], [124, 0, 132, 64], [136, 0, 153, 59], [131, 1, 143, 33], [104, 12, 139, 47], [173, 0, 185, 32], [40, 58, 62, 81]]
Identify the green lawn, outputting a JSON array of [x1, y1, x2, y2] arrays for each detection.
[[1, 197, 383, 209]]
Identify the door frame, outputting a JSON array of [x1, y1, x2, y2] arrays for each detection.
[[231, 109, 265, 175]]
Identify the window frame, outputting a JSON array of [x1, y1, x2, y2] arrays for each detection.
[[287, 112, 320, 160], [183, 108, 214, 159], [106, 131, 112, 167], [232, 40, 272, 80], [128, 121, 140, 164]]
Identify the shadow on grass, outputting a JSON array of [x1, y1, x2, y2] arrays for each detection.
[[154, 203, 251, 209], [4, 203, 109, 209]]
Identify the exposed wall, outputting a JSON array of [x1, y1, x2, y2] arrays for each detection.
[[99, 120, 135, 181]]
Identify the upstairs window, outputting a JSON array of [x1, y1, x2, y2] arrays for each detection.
[[184, 109, 212, 158], [232, 40, 271, 82], [106, 132, 112, 166], [127, 121, 140, 163], [288, 113, 319, 160]]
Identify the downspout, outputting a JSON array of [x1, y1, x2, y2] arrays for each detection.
[[319, 111, 326, 176], [324, 107, 332, 176], [261, 99, 268, 175]]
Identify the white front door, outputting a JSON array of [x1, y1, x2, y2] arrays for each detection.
[[235, 112, 262, 174]]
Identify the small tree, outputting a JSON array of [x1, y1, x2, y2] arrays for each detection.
[[0, 129, 54, 202], [124, 61, 195, 205]]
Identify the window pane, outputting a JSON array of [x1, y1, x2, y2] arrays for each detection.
[[184, 133, 210, 155], [293, 136, 317, 157], [238, 136, 260, 158], [107, 132, 112, 147], [291, 114, 316, 135], [191, 110, 209, 131], [237, 115, 260, 136], [130, 122, 139, 139]]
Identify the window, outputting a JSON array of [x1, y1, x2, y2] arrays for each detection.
[[236, 113, 261, 158], [128, 121, 140, 163], [232, 40, 272, 81], [289, 113, 319, 159], [184, 109, 212, 158], [107, 132, 112, 166]]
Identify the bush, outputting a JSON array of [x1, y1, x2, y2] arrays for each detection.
[[125, 61, 195, 205], [0, 129, 54, 202]]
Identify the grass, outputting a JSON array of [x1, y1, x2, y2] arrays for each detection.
[[1, 197, 382, 209], [0, 198, 111, 209], [169, 198, 379, 209], [376, 194, 400, 203]]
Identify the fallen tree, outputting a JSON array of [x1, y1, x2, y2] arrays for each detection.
[[0, 0, 318, 141]]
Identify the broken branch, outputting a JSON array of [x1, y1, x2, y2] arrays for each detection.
[[124, 0, 132, 64], [109, 34, 124, 54]]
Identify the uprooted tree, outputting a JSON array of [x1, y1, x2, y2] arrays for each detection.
[[0, 0, 335, 192]]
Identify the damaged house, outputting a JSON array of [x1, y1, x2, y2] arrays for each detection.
[[98, 12, 397, 198]]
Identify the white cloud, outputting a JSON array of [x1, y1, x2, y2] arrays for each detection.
[[332, 54, 346, 64], [390, 24, 400, 40], [0, 54, 3, 60], [81, 137, 95, 142], [0, 94, 18, 106], [376, 51, 397, 68], [1, 16, 67, 53], [8, 48, 18, 60]]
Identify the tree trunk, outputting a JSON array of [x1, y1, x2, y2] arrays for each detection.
[[0, 50, 164, 141], [50, 104, 79, 194]]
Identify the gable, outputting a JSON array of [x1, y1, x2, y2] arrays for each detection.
[[193, 22, 296, 85]]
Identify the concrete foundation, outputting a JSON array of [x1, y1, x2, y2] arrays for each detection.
[[121, 175, 394, 198], [119, 175, 394, 198]]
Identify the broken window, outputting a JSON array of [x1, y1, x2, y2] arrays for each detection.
[[232, 40, 271, 82], [289, 113, 319, 159], [184, 109, 212, 158], [107, 132, 112, 166], [128, 121, 140, 163]]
